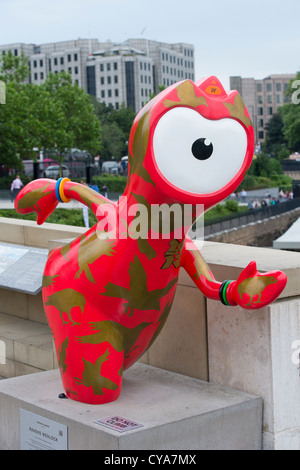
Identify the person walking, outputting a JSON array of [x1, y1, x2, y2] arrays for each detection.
[[10, 175, 23, 202]]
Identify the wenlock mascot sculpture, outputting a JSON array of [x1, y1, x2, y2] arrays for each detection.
[[15, 77, 287, 404]]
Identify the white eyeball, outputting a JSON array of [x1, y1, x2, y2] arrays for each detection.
[[153, 107, 248, 195]]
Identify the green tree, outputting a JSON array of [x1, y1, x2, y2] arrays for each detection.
[[0, 65, 102, 173], [279, 72, 300, 151], [0, 50, 29, 84], [42, 72, 101, 159], [0, 52, 35, 167], [249, 152, 283, 178], [92, 99, 135, 160], [101, 121, 125, 160], [264, 113, 286, 156]]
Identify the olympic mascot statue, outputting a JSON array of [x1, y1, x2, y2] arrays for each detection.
[[15, 77, 287, 404]]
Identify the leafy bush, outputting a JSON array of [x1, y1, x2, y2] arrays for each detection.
[[224, 199, 238, 212], [0, 208, 97, 227], [90, 175, 127, 193]]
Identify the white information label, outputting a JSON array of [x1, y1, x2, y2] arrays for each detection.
[[94, 416, 144, 433], [20, 409, 68, 450]]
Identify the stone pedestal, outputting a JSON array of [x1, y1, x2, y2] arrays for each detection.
[[0, 364, 262, 450]]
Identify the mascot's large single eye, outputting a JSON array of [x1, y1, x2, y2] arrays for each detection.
[[153, 107, 248, 195], [191, 138, 213, 161]]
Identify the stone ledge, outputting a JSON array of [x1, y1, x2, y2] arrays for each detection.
[[0, 364, 263, 450], [0, 312, 55, 378]]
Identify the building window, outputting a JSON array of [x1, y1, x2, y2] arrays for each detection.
[[114, 62, 118, 70], [114, 75, 118, 84], [75, 66, 78, 74], [60, 57, 64, 65], [267, 95, 273, 103], [107, 76, 111, 84], [108, 89, 112, 97], [100, 77, 104, 85], [267, 107, 273, 115], [259, 119, 264, 127], [40, 72, 44, 79], [258, 107, 263, 116], [14, 49, 18, 56], [40, 59, 43, 67], [276, 95, 282, 104], [54, 58, 58, 66], [276, 83, 282, 92], [34, 73, 38, 80], [100, 64, 104, 72], [115, 89, 119, 97], [68, 54, 71, 62], [101, 90, 105, 98], [257, 83, 262, 92], [107, 63, 111, 71], [258, 130, 264, 139], [266, 83, 272, 92], [115, 102, 119, 110], [33, 60, 37, 68], [74, 53, 78, 61]]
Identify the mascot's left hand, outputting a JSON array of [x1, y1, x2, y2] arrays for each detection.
[[225, 261, 287, 309]]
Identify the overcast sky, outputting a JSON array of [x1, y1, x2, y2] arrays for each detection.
[[0, 0, 299, 88]]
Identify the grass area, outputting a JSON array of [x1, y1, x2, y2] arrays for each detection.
[[0, 208, 97, 227]]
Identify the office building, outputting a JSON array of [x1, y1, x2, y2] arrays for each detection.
[[230, 74, 296, 144], [1, 38, 195, 113]]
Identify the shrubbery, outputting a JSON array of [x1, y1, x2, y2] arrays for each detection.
[[0, 208, 97, 227], [91, 175, 127, 193]]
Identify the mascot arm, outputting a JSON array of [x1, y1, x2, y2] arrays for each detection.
[[15, 178, 114, 225], [181, 239, 287, 310]]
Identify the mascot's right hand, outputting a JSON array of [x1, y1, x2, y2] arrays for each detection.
[[15, 178, 59, 225]]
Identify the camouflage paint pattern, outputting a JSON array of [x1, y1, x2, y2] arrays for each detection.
[[14, 77, 287, 404]]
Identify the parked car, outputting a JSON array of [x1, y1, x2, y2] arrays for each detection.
[[22, 159, 54, 177], [102, 161, 118, 175], [44, 165, 70, 178]]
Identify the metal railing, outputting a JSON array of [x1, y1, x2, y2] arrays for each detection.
[[204, 198, 300, 236]]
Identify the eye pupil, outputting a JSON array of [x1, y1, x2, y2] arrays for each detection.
[[191, 138, 213, 160]]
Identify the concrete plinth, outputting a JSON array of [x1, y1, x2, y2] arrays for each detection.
[[0, 364, 262, 450]]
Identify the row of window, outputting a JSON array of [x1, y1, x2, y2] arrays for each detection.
[[31, 53, 79, 68], [257, 106, 274, 116], [257, 94, 284, 104], [2, 49, 18, 56], [32, 67, 79, 81], [163, 66, 188, 78], [162, 50, 193, 63], [100, 75, 119, 85], [100, 62, 118, 72], [257, 82, 289, 92], [99, 88, 151, 98], [99, 74, 152, 86], [162, 73, 194, 86], [140, 62, 151, 71]]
